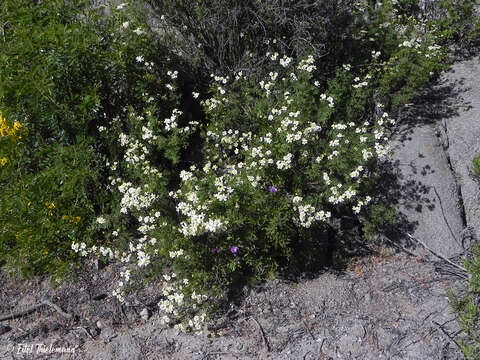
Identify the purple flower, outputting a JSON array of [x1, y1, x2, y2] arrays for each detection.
[[210, 248, 217, 254], [230, 246, 239, 254], [268, 186, 278, 193]]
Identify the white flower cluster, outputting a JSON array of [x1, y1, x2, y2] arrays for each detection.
[[259, 78, 275, 97], [320, 93, 335, 108], [169, 249, 184, 258], [352, 75, 370, 89], [399, 38, 421, 48], [297, 55, 316, 73], [71, 242, 87, 256], [167, 70, 178, 80], [158, 275, 208, 333], [164, 108, 182, 131], [213, 176, 234, 201], [350, 165, 364, 178], [352, 196, 372, 214], [291, 196, 331, 228], [176, 198, 227, 237], [202, 97, 223, 111], [71, 242, 116, 259], [118, 182, 157, 214], [118, 122, 160, 176], [279, 55, 293, 68], [276, 153, 293, 170], [327, 183, 358, 205]]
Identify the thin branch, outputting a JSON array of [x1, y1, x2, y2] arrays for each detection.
[[432, 320, 462, 350], [75, 326, 95, 340], [302, 320, 316, 340], [406, 233, 468, 274], [42, 299, 72, 320], [0, 303, 44, 322], [250, 317, 271, 352], [0, 299, 72, 322]]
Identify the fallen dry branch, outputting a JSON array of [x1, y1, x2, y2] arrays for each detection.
[[432, 320, 462, 350], [250, 317, 271, 352], [302, 320, 316, 341], [0, 299, 72, 322], [406, 233, 468, 277]]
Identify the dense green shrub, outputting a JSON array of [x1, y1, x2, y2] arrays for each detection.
[[0, 0, 191, 279], [425, 0, 480, 46]]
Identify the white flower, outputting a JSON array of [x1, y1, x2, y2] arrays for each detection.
[[279, 56, 292, 67], [192, 92, 200, 99], [122, 22, 129, 29], [96, 216, 106, 224], [136, 56, 144, 63]]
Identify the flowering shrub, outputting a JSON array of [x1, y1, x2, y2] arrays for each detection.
[[1, 0, 478, 334], [73, 0, 451, 330]]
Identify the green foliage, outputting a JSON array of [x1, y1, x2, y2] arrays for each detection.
[[472, 154, 480, 177], [0, 0, 188, 279], [362, 204, 397, 239], [451, 245, 480, 359], [427, 0, 480, 45]]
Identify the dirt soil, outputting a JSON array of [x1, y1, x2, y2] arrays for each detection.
[[0, 246, 467, 360]]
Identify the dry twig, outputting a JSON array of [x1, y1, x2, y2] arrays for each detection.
[[250, 317, 271, 352], [406, 233, 468, 276], [0, 299, 72, 322]]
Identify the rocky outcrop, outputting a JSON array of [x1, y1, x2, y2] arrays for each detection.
[[442, 59, 480, 246], [388, 56, 480, 258]]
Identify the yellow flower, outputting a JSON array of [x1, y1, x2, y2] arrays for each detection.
[[61, 215, 82, 224], [0, 114, 24, 141], [0, 157, 7, 166], [45, 201, 56, 209]]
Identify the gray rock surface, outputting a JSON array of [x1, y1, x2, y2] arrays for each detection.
[[389, 117, 465, 257], [442, 58, 480, 244], [386, 56, 480, 257]]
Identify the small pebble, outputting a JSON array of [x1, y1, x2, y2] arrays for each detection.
[[140, 308, 150, 320]]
